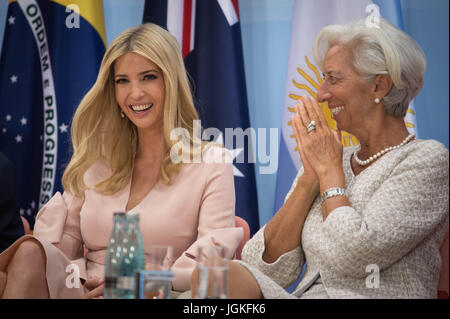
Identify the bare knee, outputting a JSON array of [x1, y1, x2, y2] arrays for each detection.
[[228, 261, 263, 299], [2, 240, 49, 298], [8, 240, 46, 275]]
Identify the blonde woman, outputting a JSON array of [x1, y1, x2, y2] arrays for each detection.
[[0, 23, 243, 299]]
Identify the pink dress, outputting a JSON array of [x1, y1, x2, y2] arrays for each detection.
[[0, 147, 243, 298]]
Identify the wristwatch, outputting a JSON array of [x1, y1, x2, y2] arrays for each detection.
[[321, 187, 347, 202]]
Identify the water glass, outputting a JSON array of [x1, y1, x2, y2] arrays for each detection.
[[193, 246, 229, 299], [135, 245, 174, 299]]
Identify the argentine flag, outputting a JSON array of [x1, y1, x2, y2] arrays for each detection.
[[274, 0, 418, 215]]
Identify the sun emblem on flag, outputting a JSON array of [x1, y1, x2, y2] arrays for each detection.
[[287, 56, 416, 150]]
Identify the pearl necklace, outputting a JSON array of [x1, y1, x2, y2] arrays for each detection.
[[354, 133, 415, 166]]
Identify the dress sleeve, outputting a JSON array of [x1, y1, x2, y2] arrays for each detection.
[[33, 191, 86, 279], [319, 141, 449, 278], [240, 167, 305, 287], [170, 148, 244, 292]]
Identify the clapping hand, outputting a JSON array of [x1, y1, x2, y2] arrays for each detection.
[[291, 96, 342, 180]]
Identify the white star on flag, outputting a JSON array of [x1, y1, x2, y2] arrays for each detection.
[[8, 16, 15, 25], [214, 132, 245, 177], [20, 208, 25, 216], [59, 123, 68, 133], [20, 117, 27, 125], [30, 201, 36, 209], [2, 128, 6, 133], [5, 114, 12, 121], [15, 135, 23, 143], [10, 75, 18, 83]]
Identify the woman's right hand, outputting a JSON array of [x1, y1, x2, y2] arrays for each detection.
[[83, 277, 105, 299], [291, 100, 318, 181]]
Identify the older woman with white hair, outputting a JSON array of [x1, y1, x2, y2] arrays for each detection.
[[215, 18, 448, 299]]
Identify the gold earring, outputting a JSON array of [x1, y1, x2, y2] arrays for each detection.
[[120, 110, 125, 118]]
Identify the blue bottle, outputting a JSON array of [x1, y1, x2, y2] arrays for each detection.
[[104, 212, 127, 299], [117, 211, 145, 298]]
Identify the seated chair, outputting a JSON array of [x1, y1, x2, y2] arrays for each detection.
[[234, 216, 250, 260]]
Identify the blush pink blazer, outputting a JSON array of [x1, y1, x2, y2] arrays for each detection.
[[30, 146, 243, 295]]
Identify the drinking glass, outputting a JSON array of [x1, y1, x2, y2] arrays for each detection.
[[135, 245, 174, 299], [193, 246, 229, 299]]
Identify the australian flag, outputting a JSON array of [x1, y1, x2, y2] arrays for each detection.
[[143, 0, 260, 235], [0, 0, 105, 228]]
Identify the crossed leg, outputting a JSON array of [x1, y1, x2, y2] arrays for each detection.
[[1, 239, 49, 298]]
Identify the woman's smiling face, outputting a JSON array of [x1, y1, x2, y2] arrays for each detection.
[[316, 45, 375, 135], [114, 52, 165, 133]]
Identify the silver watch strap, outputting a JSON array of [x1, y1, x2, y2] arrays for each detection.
[[322, 187, 347, 202]]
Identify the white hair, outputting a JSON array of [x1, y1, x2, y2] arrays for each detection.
[[313, 18, 426, 118]]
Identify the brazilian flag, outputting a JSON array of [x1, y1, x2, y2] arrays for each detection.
[[0, 0, 106, 228]]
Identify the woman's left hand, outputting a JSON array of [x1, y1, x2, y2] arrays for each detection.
[[292, 96, 343, 179], [83, 277, 105, 299]]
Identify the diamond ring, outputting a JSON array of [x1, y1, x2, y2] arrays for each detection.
[[306, 120, 316, 133]]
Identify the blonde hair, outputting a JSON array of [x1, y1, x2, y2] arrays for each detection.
[[62, 23, 201, 197], [313, 18, 426, 118]]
